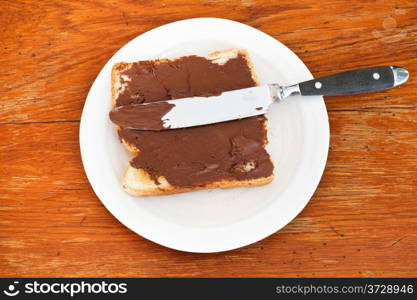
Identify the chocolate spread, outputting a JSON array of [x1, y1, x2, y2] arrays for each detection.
[[110, 101, 175, 130], [114, 54, 274, 187]]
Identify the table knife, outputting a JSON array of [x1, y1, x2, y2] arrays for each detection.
[[110, 66, 409, 130]]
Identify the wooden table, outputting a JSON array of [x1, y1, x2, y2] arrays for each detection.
[[1, 0, 416, 277]]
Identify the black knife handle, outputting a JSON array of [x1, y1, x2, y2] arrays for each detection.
[[299, 66, 401, 96]]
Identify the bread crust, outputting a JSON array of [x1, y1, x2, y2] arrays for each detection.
[[111, 49, 274, 196], [122, 165, 274, 196]]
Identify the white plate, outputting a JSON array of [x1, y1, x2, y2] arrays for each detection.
[[80, 18, 329, 253]]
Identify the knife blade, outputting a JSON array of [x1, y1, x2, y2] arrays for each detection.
[[110, 66, 409, 130], [110, 85, 273, 130]]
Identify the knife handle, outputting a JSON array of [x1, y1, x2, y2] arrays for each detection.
[[298, 66, 409, 96]]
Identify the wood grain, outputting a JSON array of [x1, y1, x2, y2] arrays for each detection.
[[1, 0, 417, 277]]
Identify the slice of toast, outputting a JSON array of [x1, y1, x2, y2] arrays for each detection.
[[111, 49, 274, 196]]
